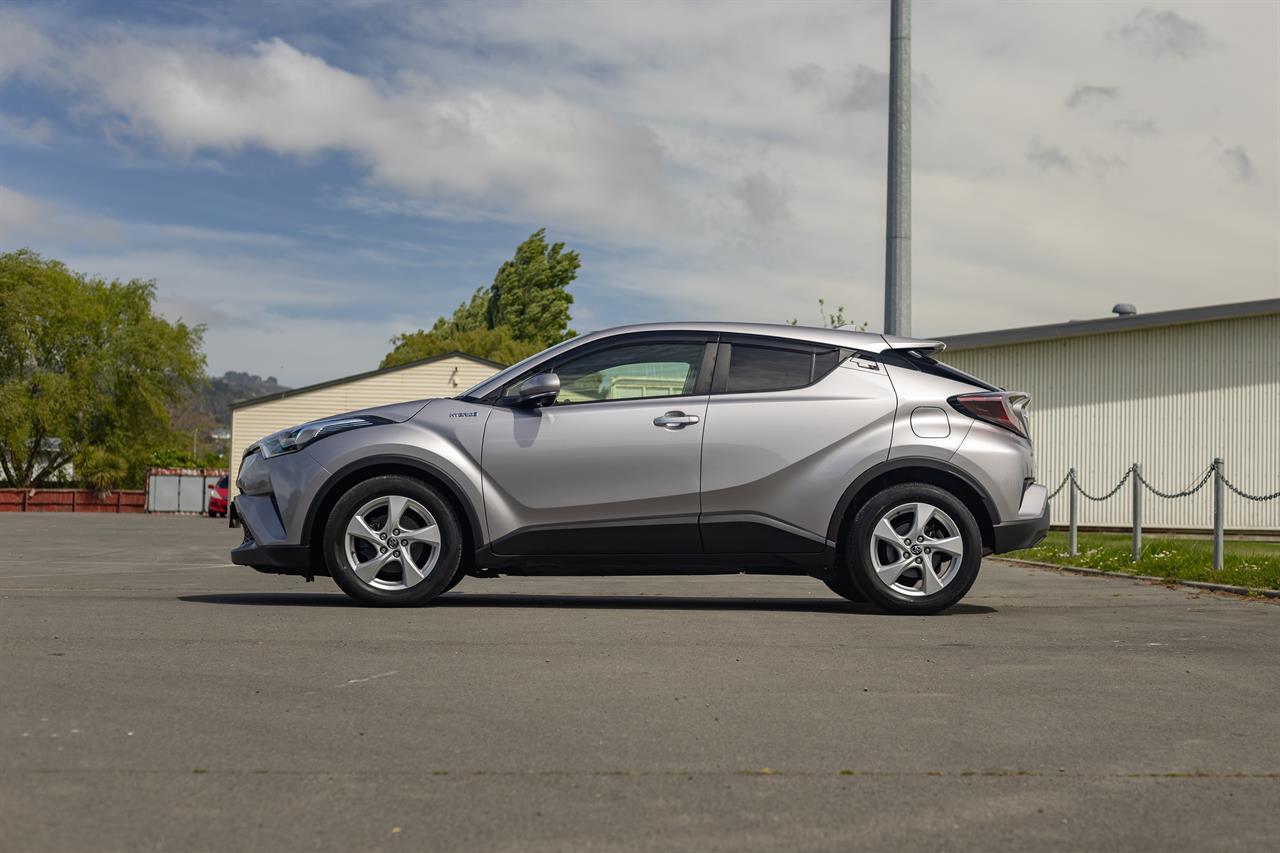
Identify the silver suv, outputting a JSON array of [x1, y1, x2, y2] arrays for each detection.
[[231, 323, 1049, 614]]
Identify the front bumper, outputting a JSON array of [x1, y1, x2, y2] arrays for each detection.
[[990, 483, 1051, 553], [229, 491, 319, 578], [230, 537, 314, 576]]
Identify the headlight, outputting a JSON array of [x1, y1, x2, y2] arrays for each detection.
[[251, 414, 392, 459]]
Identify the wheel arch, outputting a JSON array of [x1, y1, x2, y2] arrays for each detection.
[[827, 458, 997, 554], [303, 455, 484, 571]]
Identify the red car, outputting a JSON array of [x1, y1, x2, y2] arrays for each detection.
[[208, 475, 229, 518]]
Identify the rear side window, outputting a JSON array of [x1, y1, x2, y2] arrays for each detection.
[[885, 350, 998, 391], [725, 345, 816, 394]]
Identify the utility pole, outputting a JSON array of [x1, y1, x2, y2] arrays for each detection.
[[884, 0, 911, 336]]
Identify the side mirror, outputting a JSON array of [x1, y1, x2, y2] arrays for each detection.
[[509, 372, 560, 407]]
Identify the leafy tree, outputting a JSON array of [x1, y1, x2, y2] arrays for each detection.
[[383, 324, 544, 370], [486, 228, 580, 345], [382, 229, 580, 368], [788, 298, 867, 330], [0, 250, 206, 488]]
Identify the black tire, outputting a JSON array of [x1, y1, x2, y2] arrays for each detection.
[[821, 571, 867, 603], [442, 567, 467, 593], [846, 482, 982, 615], [323, 475, 462, 607]]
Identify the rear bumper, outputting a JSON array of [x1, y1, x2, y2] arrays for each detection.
[[991, 484, 1051, 553]]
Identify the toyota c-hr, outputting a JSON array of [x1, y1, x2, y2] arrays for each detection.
[[231, 323, 1048, 614]]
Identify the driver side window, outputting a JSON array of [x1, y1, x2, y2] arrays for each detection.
[[549, 341, 707, 405]]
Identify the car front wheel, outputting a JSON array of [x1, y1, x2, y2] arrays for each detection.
[[323, 475, 462, 606], [846, 482, 982, 615]]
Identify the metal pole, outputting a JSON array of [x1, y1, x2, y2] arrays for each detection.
[[1068, 467, 1078, 556], [1213, 457, 1224, 571], [883, 0, 911, 336], [1131, 463, 1142, 562]]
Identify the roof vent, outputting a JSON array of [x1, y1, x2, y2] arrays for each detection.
[[1112, 303, 1137, 317]]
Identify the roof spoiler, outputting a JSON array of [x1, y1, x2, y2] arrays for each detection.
[[880, 335, 946, 355]]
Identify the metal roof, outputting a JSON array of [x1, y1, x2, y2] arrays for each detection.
[[938, 298, 1280, 351], [229, 350, 506, 410]]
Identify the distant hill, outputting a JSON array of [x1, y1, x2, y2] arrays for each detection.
[[203, 372, 291, 425]]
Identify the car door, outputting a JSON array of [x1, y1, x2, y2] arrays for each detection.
[[482, 333, 716, 555], [699, 336, 898, 553]]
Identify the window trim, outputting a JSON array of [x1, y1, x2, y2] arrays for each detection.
[[710, 334, 855, 396], [484, 331, 720, 408]]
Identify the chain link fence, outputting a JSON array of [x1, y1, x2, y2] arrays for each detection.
[[1049, 458, 1277, 569]]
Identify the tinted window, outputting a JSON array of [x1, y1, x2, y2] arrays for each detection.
[[217, 476, 228, 489], [549, 341, 706, 405], [812, 347, 841, 380], [885, 350, 998, 391], [725, 345, 813, 393]]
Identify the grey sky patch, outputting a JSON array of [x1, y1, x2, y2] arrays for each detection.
[[1065, 85, 1119, 109], [1084, 151, 1127, 178], [788, 63, 825, 92], [834, 64, 890, 113], [1027, 137, 1075, 173], [1220, 146, 1255, 182], [733, 173, 790, 228], [1113, 115, 1158, 135], [790, 63, 936, 114], [1116, 8, 1211, 58]]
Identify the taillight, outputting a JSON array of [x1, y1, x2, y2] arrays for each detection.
[[947, 392, 1028, 438]]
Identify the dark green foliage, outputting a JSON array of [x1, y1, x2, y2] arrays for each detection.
[[383, 229, 580, 368]]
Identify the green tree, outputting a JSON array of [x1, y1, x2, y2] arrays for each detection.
[[382, 325, 545, 370], [486, 228, 580, 345], [382, 229, 580, 368], [0, 250, 206, 488]]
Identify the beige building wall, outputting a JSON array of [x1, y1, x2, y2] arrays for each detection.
[[230, 354, 501, 495], [942, 314, 1279, 532]]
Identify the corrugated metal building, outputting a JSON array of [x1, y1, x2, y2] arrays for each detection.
[[939, 299, 1279, 533], [229, 352, 503, 495]]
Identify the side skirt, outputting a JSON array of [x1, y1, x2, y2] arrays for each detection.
[[471, 545, 837, 577]]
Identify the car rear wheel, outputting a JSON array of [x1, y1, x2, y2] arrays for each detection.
[[324, 475, 462, 606], [846, 482, 982, 615]]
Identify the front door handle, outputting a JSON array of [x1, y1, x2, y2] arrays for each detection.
[[654, 411, 700, 429]]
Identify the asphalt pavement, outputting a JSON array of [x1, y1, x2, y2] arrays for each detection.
[[1, 513, 1277, 852]]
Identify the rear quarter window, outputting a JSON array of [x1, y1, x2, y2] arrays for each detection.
[[723, 344, 843, 394]]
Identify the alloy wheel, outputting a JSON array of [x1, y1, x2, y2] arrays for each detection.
[[343, 494, 442, 591], [867, 502, 965, 597]]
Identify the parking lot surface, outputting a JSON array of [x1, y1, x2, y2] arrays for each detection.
[[1, 513, 1277, 852]]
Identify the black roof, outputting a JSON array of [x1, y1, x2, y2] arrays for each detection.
[[229, 351, 507, 410], [939, 298, 1280, 351]]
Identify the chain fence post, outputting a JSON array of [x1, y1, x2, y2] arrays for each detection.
[[1131, 463, 1142, 563], [1213, 457, 1224, 571], [1068, 467, 1078, 556]]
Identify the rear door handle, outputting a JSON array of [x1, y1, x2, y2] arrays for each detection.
[[654, 411, 700, 429]]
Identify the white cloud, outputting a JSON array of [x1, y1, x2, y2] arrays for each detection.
[[0, 0, 1275, 369], [0, 112, 54, 146], [0, 11, 52, 81], [1115, 7, 1212, 58], [61, 37, 677, 241], [0, 185, 50, 237]]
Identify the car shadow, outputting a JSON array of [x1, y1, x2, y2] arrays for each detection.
[[177, 591, 996, 615]]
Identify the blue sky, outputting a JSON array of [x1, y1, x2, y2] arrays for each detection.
[[1, 1, 1276, 385]]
